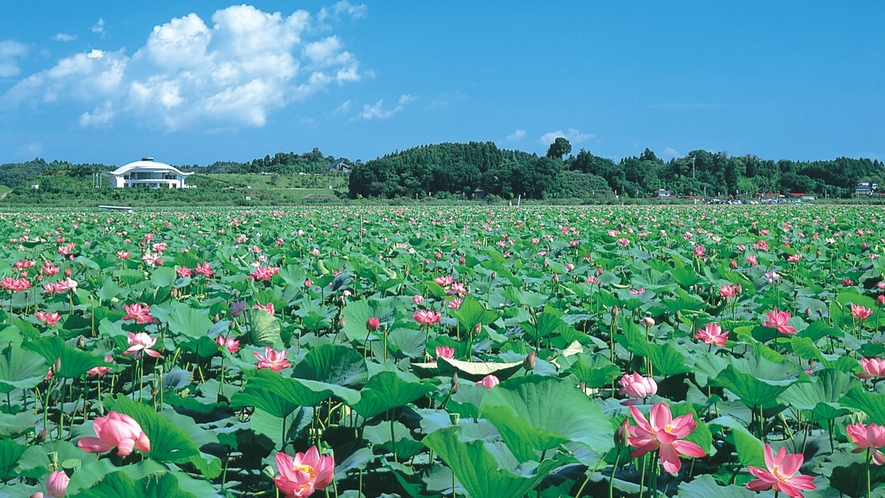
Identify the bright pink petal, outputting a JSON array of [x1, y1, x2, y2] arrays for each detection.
[[77, 437, 115, 454], [671, 439, 706, 458], [659, 444, 682, 474]]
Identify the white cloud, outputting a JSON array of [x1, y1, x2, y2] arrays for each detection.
[[52, 33, 75, 42], [15, 141, 41, 157], [318, 1, 367, 23], [1, 4, 365, 130], [507, 129, 526, 141], [0, 40, 28, 77], [92, 18, 106, 37], [540, 128, 595, 145], [333, 100, 351, 115], [359, 94, 414, 120], [662, 147, 679, 159]]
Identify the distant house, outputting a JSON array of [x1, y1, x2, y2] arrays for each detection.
[[653, 189, 671, 198], [108, 158, 194, 189], [856, 181, 877, 197], [789, 193, 816, 201], [325, 160, 351, 173]]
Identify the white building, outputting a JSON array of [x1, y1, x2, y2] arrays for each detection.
[[108, 158, 194, 189]]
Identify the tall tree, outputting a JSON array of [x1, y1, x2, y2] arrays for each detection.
[[546, 137, 572, 160]]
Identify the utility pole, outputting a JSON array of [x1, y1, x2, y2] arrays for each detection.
[[692, 156, 696, 179]]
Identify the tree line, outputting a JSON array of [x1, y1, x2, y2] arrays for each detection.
[[3, 142, 883, 201], [349, 141, 885, 200]]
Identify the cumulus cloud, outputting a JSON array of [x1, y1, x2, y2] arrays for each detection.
[[359, 94, 414, 120], [52, 33, 75, 42], [506, 129, 526, 141], [540, 128, 594, 145], [1, 4, 365, 130], [662, 147, 679, 159], [0, 40, 28, 77]]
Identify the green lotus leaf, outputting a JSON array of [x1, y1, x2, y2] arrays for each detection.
[[711, 364, 794, 410], [352, 371, 435, 420], [422, 425, 567, 498], [292, 343, 368, 389], [0, 344, 48, 394], [841, 386, 885, 425], [480, 376, 614, 466], [451, 295, 499, 332], [165, 304, 213, 338], [245, 309, 281, 347], [563, 353, 620, 388], [0, 438, 27, 480], [23, 336, 107, 379], [436, 357, 523, 383]]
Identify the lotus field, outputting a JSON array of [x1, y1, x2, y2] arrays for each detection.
[[5, 205, 885, 497]]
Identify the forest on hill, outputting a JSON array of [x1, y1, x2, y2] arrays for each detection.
[[0, 141, 883, 203], [349, 141, 885, 200]]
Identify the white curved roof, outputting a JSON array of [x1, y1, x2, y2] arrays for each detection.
[[110, 160, 193, 176]]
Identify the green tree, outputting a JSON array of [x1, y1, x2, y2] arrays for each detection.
[[546, 137, 572, 160]]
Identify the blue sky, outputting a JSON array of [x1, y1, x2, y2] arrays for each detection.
[[1, 2, 883, 166]]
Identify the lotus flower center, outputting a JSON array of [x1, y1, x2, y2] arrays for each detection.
[[771, 464, 786, 480], [295, 464, 317, 479], [664, 424, 673, 433]]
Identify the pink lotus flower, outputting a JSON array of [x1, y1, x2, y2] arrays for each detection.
[[851, 303, 873, 321], [435, 346, 455, 360], [640, 317, 655, 328], [446, 282, 467, 297], [718, 284, 739, 299], [764, 308, 796, 335], [274, 446, 334, 498], [847, 422, 885, 465], [254, 346, 291, 372], [413, 309, 442, 326], [447, 298, 462, 310], [619, 372, 657, 399], [253, 302, 275, 315], [176, 266, 192, 278], [626, 403, 706, 474], [122, 303, 153, 324], [476, 374, 500, 389], [434, 275, 454, 287], [412, 295, 425, 305], [123, 332, 162, 360], [746, 254, 759, 266], [746, 443, 816, 497], [77, 411, 151, 456], [366, 317, 380, 331], [216, 336, 241, 354], [46, 470, 70, 498], [116, 250, 130, 260], [695, 323, 728, 347], [35, 310, 61, 327], [861, 357, 885, 378], [194, 262, 214, 277], [87, 354, 115, 377]]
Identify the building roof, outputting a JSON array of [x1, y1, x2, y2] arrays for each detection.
[[109, 159, 193, 176]]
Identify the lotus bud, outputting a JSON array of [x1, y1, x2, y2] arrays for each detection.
[[612, 306, 619, 317], [459, 257, 466, 265], [451, 372, 460, 394], [474, 323, 482, 334], [77, 336, 86, 349], [304, 278, 312, 288], [338, 316, 346, 328], [640, 317, 655, 328], [878, 295, 885, 307], [30, 492, 45, 498], [730, 260, 738, 269], [552, 273, 559, 283], [523, 351, 536, 371], [366, 317, 380, 331], [52, 358, 61, 375], [615, 418, 630, 447], [37, 428, 48, 442]]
